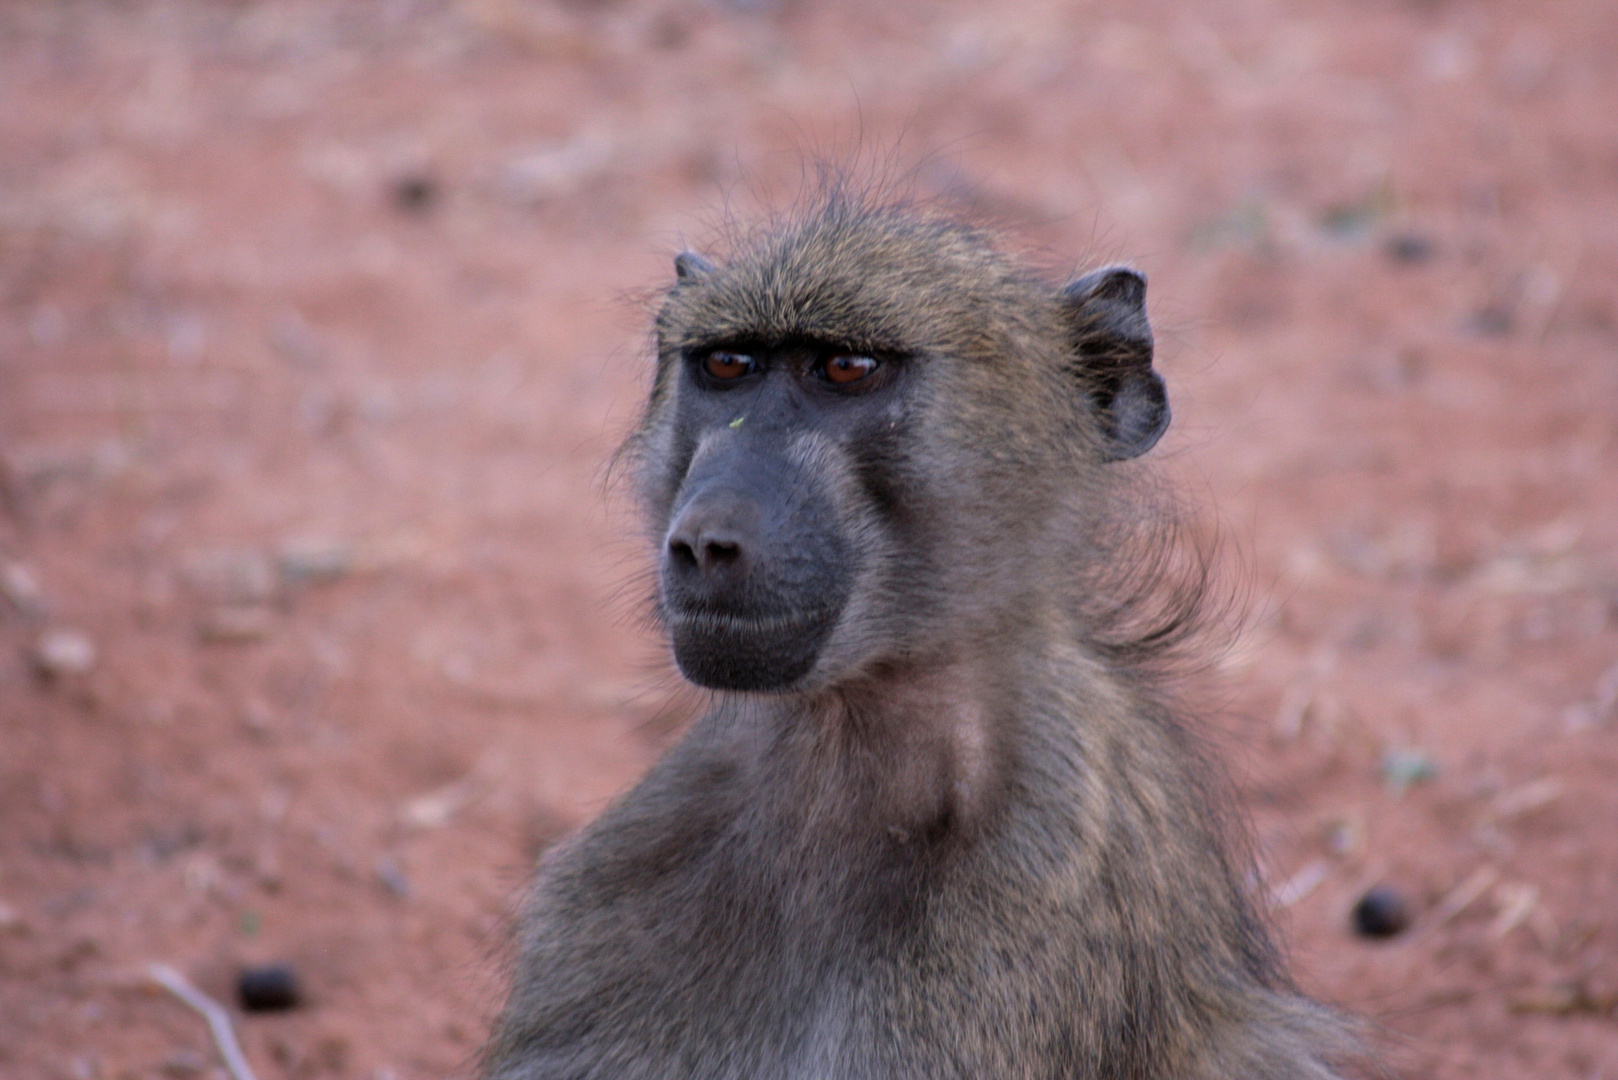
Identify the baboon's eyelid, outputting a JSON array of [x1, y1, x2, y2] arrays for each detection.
[[700, 351, 759, 382], [821, 354, 881, 386]]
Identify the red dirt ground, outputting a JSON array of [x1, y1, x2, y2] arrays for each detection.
[[2, 2, 1615, 1077]]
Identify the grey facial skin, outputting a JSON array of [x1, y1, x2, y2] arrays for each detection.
[[483, 194, 1360, 1080]]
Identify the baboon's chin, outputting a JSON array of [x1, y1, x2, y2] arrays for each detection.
[[666, 607, 838, 693]]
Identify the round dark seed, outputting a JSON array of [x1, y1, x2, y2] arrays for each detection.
[[392, 174, 438, 214], [237, 964, 302, 1011], [1383, 232, 1436, 265], [1352, 885, 1413, 939]]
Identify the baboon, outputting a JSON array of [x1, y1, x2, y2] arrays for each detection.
[[484, 193, 1357, 1080]]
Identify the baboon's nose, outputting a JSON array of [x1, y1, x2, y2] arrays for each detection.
[[667, 530, 742, 574], [665, 499, 751, 579]]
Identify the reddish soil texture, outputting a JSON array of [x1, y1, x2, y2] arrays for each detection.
[[2, 2, 1616, 1078]]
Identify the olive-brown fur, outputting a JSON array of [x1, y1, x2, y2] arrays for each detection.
[[484, 194, 1357, 1080]]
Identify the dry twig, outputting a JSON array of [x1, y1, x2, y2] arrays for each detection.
[[148, 963, 259, 1080], [1426, 865, 1499, 932], [1272, 860, 1331, 909]]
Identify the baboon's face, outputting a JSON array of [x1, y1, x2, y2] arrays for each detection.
[[653, 337, 905, 691], [639, 209, 1166, 694]]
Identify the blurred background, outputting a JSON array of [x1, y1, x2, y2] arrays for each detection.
[[2, 2, 1615, 1077]]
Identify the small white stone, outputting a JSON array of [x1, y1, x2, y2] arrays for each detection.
[[35, 628, 96, 677], [1, 561, 44, 616]]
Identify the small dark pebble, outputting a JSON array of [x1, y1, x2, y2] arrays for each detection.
[[1383, 232, 1436, 265], [648, 10, 691, 49], [1352, 885, 1413, 939], [392, 174, 438, 214], [1468, 303, 1514, 337], [238, 963, 302, 1011]]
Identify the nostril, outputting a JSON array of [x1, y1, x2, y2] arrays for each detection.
[[667, 536, 699, 570], [702, 539, 740, 567]]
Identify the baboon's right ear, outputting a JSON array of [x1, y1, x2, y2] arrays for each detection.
[[1060, 266, 1169, 460], [674, 251, 715, 282]]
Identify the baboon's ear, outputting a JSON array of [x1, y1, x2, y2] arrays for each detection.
[[674, 251, 716, 282], [1060, 266, 1169, 460]]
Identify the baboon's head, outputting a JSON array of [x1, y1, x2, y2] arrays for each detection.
[[632, 199, 1168, 693]]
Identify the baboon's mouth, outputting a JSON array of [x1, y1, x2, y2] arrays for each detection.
[[664, 603, 839, 692]]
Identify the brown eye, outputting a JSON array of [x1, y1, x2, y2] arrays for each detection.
[[823, 354, 878, 385], [703, 351, 755, 381]]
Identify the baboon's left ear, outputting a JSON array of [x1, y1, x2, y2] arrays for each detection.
[[674, 251, 716, 282], [1060, 266, 1169, 460]]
